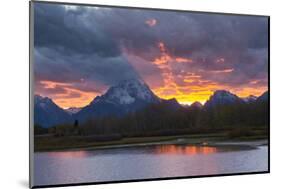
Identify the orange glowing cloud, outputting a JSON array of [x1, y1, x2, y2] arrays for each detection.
[[147, 42, 267, 105], [145, 18, 157, 27], [175, 57, 193, 63], [152, 43, 178, 96], [230, 86, 268, 98], [209, 68, 234, 74], [249, 79, 261, 85], [39, 80, 98, 109], [150, 41, 218, 104]]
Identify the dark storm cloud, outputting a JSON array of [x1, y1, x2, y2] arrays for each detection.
[[33, 2, 268, 99], [94, 8, 268, 56], [85, 7, 268, 88], [34, 47, 139, 89], [34, 3, 120, 57], [34, 2, 142, 92]]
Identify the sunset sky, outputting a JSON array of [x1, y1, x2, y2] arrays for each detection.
[[33, 3, 268, 109]]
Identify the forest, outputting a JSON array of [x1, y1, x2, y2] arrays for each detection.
[[34, 99, 268, 140]]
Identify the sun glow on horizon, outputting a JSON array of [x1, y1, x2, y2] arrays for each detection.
[[146, 41, 267, 105]]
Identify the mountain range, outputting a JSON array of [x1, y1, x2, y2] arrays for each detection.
[[34, 79, 268, 128]]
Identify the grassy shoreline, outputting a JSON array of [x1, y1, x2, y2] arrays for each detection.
[[34, 132, 268, 152]]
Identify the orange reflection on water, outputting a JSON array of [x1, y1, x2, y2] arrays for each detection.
[[47, 151, 89, 158], [155, 145, 217, 155]]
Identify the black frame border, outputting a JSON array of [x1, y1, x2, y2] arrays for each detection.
[[29, 1, 270, 188]]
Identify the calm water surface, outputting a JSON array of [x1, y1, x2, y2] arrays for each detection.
[[34, 144, 268, 186]]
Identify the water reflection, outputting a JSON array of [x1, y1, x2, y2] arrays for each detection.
[[45, 145, 219, 158], [34, 145, 268, 186], [155, 145, 217, 155], [41, 144, 254, 158], [47, 151, 89, 158]]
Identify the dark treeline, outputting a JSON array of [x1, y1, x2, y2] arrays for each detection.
[[35, 99, 268, 139]]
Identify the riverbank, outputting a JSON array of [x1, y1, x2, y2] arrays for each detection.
[[34, 131, 268, 152]]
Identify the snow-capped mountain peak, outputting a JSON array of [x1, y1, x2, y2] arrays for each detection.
[[34, 94, 44, 102], [92, 79, 159, 105], [213, 90, 237, 99], [76, 79, 160, 121], [212, 90, 240, 102], [205, 90, 243, 107], [34, 94, 55, 109], [34, 94, 51, 102]]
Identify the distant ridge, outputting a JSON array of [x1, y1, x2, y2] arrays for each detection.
[[34, 95, 72, 128], [34, 83, 268, 128]]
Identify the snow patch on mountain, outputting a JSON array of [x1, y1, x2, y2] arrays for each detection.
[[106, 87, 136, 104], [65, 107, 82, 114], [91, 79, 159, 105], [243, 95, 257, 103]]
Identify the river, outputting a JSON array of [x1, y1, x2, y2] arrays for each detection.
[[33, 143, 268, 186]]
